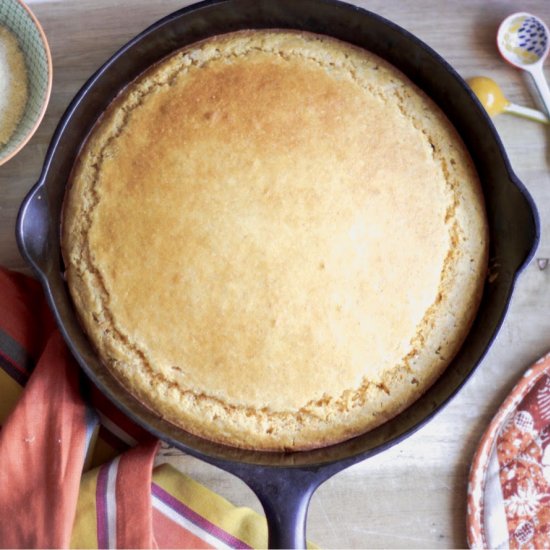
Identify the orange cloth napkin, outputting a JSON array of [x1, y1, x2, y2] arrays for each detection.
[[0, 268, 272, 549], [468, 353, 550, 549]]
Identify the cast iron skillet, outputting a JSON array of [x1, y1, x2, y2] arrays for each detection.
[[16, 0, 539, 547]]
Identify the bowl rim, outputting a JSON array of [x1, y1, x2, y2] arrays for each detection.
[[0, 0, 53, 166]]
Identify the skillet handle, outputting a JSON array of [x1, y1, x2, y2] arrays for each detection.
[[16, 178, 52, 275], [227, 464, 322, 549]]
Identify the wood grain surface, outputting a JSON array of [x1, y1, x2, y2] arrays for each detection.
[[3, 1, 550, 547]]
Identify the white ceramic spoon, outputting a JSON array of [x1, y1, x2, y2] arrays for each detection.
[[497, 12, 550, 116]]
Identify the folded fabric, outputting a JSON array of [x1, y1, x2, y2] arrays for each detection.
[[467, 353, 550, 549], [0, 268, 272, 549]]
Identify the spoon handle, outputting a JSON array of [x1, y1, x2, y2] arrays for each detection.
[[505, 102, 550, 124], [529, 64, 550, 117]]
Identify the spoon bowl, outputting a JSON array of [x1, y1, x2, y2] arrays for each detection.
[[498, 12, 549, 67], [467, 76, 549, 123], [467, 76, 509, 116], [497, 13, 550, 116]]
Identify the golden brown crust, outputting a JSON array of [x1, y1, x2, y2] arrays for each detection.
[[62, 30, 488, 451]]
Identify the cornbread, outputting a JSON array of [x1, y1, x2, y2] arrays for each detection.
[[0, 25, 28, 146], [62, 30, 488, 451]]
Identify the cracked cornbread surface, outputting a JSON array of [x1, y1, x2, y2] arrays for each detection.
[[62, 30, 488, 450]]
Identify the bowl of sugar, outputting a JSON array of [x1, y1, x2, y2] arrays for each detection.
[[0, 0, 52, 166]]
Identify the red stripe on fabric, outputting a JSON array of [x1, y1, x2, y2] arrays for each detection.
[[98, 424, 130, 453], [0, 269, 55, 360], [0, 328, 35, 373], [0, 352, 28, 386], [152, 483, 252, 549], [153, 507, 213, 549], [96, 463, 110, 549], [90, 385, 150, 442], [115, 440, 159, 548], [0, 348, 29, 378]]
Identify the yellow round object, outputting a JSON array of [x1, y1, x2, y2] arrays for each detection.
[[467, 76, 509, 116]]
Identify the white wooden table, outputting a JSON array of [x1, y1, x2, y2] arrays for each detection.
[[3, 1, 550, 547]]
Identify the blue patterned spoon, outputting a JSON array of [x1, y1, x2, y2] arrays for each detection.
[[497, 12, 550, 116]]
